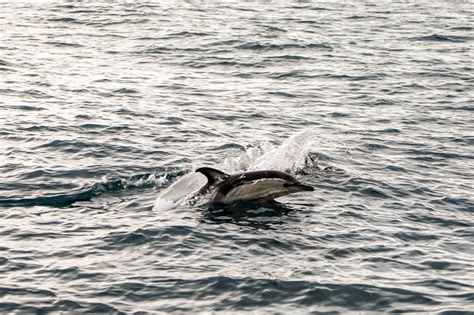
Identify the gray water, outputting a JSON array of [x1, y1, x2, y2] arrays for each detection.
[[1, 1, 473, 313]]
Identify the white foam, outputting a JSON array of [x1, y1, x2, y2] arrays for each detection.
[[153, 196, 177, 212]]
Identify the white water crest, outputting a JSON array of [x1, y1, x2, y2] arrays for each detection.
[[153, 129, 319, 211], [223, 129, 318, 172]]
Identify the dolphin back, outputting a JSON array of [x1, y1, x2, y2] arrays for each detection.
[[196, 167, 229, 185]]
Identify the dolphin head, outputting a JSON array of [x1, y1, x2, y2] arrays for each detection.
[[283, 181, 315, 193]]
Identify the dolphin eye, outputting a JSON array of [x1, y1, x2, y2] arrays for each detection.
[[283, 183, 292, 187]]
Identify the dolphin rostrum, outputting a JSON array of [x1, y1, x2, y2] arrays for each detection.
[[195, 167, 314, 204]]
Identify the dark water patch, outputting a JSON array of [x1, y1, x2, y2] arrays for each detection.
[[310, 73, 385, 81], [92, 78, 112, 83], [330, 112, 350, 118], [412, 34, 473, 42], [344, 177, 408, 198], [357, 186, 389, 199], [393, 231, 440, 242], [47, 17, 79, 23], [3, 104, 45, 111], [182, 59, 258, 68], [408, 186, 441, 197], [0, 286, 56, 298], [0, 300, 121, 314], [420, 260, 453, 271], [0, 59, 13, 71], [0, 258, 39, 273], [406, 214, 470, 228], [85, 18, 150, 27], [268, 91, 298, 98], [0, 128, 12, 136], [211, 143, 245, 151], [113, 87, 140, 94], [140, 46, 209, 54], [268, 70, 305, 79], [372, 98, 395, 106], [204, 39, 241, 47], [10, 231, 65, 241], [415, 278, 474, 291], [37, 266, 108, 282], [317, 230, 377, 244], [405, 148, 472, 160], [325, 244, 394, 259], [102, 229, 152, 248], [237, 42, 332, 51], [232, 71, 264, 79], [439, 105, 474, 112], [264, 26, 287, 33], [70, 9, 100, 14], [431, 196, 474, 213], [45, 41, 83, 47], [362, 257, 424, 271], [159, 116, 186, 125], [113, 107, 154, 118], [338, 208, 366, 219], [366, 143, 389, 150], [450, 26, 473, 31], [346, 15, 369, 19], [166, 31, 210, 37], [16, 124, 70, 133], [105, 125, 136, 132], [79, 123, 108, 130], [267, 54, 313, 61], [378, 128, 401, 133]]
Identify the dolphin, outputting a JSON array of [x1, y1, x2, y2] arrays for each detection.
[[195, 167, 314, 204]]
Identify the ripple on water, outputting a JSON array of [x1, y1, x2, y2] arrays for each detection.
[[1, 1, 473, 313], [57, 276, 442, 312]]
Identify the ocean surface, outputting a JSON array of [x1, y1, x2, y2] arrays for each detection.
[[1, 1, 473, 313]]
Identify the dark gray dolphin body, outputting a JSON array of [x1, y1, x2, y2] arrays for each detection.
[[195, 167, 314, 204]]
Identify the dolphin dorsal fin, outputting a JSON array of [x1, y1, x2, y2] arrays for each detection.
[[196, 167, 229, 185]]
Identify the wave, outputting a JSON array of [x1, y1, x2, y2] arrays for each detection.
[[0, 172, 171, 208]]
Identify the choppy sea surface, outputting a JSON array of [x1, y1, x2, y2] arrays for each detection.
[[1, 1, 473, 313]]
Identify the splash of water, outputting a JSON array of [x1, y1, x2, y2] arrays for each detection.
[[223, 129, 317, 172]]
